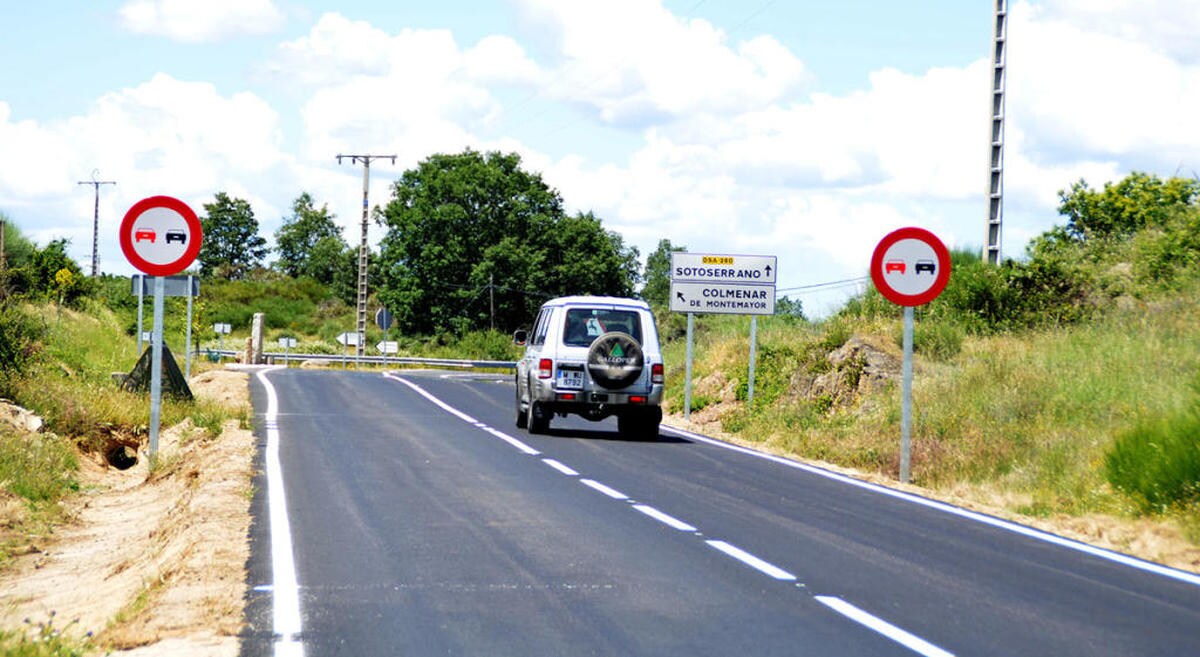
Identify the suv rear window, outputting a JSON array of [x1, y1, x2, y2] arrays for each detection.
[[562, 308, 641, 347]]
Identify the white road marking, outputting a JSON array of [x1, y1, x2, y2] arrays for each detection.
[[482, 426, 540, 455], [634, 504, 697, 532], [663, 426, 1200, 588], [705, 540, 796, 581], [581, 479, 629, 500], [384, 373, 478, 424], [542, 459, 579, 476], [815, 596, 955, 657], [256, 368, 306, 657]]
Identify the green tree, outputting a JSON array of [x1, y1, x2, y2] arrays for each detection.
[[274, 192, 346, 282], [377, 149, 638, 334], [1056, 172, 1200, 243], [641, 239, 685, 307], [199, 192, 268, 280], [27, 239, 87, 305]]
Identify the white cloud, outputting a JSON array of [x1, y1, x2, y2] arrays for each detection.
[[271, 13, 544, 164], [119, 0, 285, 42], [0, 74, 292, 273], [513, 0, 809, 125]]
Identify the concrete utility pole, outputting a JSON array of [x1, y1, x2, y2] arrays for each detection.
[[985, 0, 1008, 265], [77, 170, 117, 276], [337, 153, 396, 359]]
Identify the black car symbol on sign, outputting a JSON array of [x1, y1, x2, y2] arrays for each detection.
[[165, 229, 187, 245], [915, 259, 936, 275]]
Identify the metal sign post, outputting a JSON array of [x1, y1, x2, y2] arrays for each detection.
[[120, 196, 202, 460], [671, 253, 777, 418], [148, 276, 166, 458], [870, 227, 951, 484], [684, 313, 695, 421], [279, 337, 297, 366]]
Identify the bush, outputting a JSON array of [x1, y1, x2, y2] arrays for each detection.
[[1105, 407, 1200, 512], [0, 303, 44, 390]]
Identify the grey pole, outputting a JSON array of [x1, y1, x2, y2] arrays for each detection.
[[77, 171, 116, 277], [747, 315, 758, 407], [337, 153, 396, 364], [184, 275, 194, 379], [684, 312, 695, 421], [900, 306, 915, 483], [136, 274, 145, 354], [148, 276, 166, 460]]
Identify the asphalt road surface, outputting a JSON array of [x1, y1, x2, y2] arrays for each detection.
[[240, 368, 1200, 657]]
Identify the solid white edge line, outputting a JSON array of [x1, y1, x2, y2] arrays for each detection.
[[634, 504, 698, 532], [581, 479, 629, 500], [705, 540, 796, 581], [664, 426, 1200, 588], [542, 458, 579, 476], [815, 596, 955, 657], [256, 368, 306, 657]]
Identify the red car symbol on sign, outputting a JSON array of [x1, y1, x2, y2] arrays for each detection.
[[134, 228, 156, 243], [885, 259, 906, 274]]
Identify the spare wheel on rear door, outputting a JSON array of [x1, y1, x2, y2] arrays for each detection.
[[587, 331, 644, 389]]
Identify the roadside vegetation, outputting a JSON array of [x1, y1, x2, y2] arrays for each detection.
[[0, 163, 1198, 629]]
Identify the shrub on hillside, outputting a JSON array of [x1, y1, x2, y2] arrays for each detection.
[[1105, 405, 1200, 513], [0, 303, 44, 390]]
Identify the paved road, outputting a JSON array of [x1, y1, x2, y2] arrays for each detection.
[[241, 368, 1200, 656]]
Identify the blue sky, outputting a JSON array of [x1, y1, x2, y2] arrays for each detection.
[[3, 1, 1199, 316]]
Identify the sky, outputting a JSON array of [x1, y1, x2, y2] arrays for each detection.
[[3, 0, 1200, 317]]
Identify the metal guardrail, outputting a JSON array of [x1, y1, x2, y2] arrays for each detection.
[[200, 349, 516, 371]]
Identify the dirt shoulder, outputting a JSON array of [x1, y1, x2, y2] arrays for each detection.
[[0, 369, 255, 656]]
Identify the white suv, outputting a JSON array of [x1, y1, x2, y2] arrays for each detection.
[[514, 296, 664, 440]]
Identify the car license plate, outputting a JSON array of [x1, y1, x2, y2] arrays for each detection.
[[557, 369, 584, 390]]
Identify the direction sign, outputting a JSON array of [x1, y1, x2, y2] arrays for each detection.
[[376, 341, 399, 354], [278, 337, 298, 348], [119, 196, 203, 276], [336, 332, 359, 347], [670, 281, 776, 315], [870, 227, 951, 307], [671, 252, 776, 285]]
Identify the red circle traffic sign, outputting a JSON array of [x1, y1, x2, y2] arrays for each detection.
[[119, 196, 203, 276], [870, 227, 951, 306]]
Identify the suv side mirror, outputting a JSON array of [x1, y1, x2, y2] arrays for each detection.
[[512, 329, 528, 346]]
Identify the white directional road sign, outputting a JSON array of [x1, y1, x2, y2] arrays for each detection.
[[670, 281, 777, 315], [670, 252, 777, 316], [278, 337, 298, 348], [376, 341, 399, 354], [671, 252, 777, 285], [336, 332, 360, 347]]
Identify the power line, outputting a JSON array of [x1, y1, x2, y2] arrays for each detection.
[[77, 170, 116, 276], [337, 153, 395, 360]]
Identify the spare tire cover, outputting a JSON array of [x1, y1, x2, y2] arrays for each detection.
[[587, 332, 644, 390]]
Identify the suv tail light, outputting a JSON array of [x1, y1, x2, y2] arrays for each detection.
[[651, 362, 664, 384], [538, 358, 553, 379]]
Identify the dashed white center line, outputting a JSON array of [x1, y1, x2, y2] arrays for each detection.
[[705, 540, 797, 581], [542, 458, 579, 476], [815, 596, 956, 657], [581, 478, 629, 500], [633, 504, 697, 532], [384, 373, 954, 657]]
